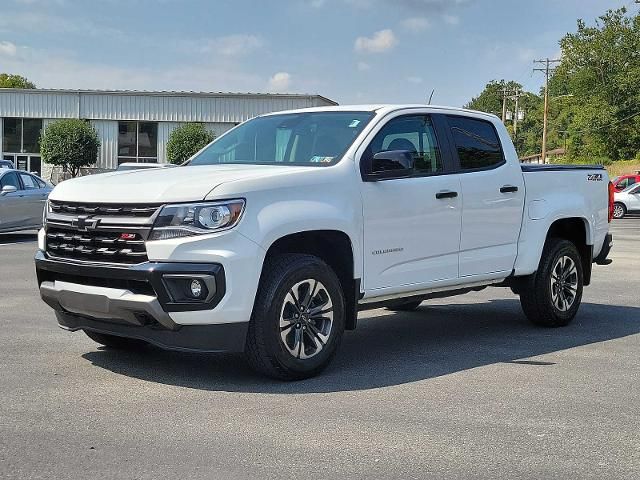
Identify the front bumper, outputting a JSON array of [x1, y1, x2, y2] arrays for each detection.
[[35, 251, 247, 352]]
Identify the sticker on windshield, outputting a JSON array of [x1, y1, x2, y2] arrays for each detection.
[[310, 156, 334, 163], [348, 119, 361, 128]]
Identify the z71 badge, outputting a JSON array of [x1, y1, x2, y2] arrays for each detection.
[[587, 173, 603, 182]]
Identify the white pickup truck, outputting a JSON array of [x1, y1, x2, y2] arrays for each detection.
[[35, 105, 614, 379]]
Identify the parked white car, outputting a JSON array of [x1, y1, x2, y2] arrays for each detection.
[[35, 105, 613, 379], [613, 182, 640, 218]]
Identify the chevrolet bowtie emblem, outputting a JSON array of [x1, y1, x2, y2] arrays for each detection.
[[71, 215, 99, 231]]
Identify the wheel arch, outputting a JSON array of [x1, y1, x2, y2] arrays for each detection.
[[545, 217, 592, 285], [262, 229, 360, 330]]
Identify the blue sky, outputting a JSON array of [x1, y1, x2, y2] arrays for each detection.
[[0, 0, 630, 106]]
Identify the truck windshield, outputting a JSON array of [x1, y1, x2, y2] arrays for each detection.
[[189, 111, 374, 167]]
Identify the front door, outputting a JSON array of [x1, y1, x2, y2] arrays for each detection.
[[0, 171, 27, 230], [360, 113, 462, 293]]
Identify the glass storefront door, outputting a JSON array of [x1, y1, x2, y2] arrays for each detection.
[[3, 154, 42, 176]]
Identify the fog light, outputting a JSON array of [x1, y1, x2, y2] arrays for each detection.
[[162, 274, 215, 304], [190, 279, 203, 298]]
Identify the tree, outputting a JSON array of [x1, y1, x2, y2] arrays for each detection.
[[40, 120, 100, 178], [0, 73, 35, 89], [553, 7, 640, 160], [166, 123, 215, 164], [465, 80, 544, 157]]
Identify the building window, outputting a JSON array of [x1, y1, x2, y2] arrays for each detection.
[[118, 121, 158, 164], [2, 118, 43, 154]]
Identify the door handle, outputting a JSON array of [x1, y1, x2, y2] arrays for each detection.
[[435, 190, 458, 199], [500, 185, 519, 193]]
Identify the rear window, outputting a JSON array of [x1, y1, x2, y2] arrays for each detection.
[[447, 116, 504, 170]]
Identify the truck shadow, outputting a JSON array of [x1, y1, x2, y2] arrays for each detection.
[[82, 298, 640, 393], [0, 232, 38, 244]]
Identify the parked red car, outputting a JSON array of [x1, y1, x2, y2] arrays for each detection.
[[612, 172, 640, 192]]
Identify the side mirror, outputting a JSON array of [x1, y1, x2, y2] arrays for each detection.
[[365, 150, 415, 181], [1, 185, 18, 196]]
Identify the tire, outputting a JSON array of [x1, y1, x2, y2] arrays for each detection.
[[519, 238, 584, 327], [245, 254, 345, 380], [386, 300, 422, 312], [84, 330, 148, 350], [613, 202, 626, 219]]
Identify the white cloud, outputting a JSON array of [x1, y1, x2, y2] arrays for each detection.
[[407, 76, 423, 84], [201, 34, 264, 57], [0, 41, 17, 56], [357, 61, 371, 71], [443, 14, 459, 25], [402, 17, 430, 32], [268, 72, 292, 92], [354, 29, 397, 54]]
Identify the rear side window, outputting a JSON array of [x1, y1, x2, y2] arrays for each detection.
[[447, 116, 504, 170], [19, 173, 39, 190]]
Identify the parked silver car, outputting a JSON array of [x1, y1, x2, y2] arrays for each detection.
[[0, 169, 52, 233]]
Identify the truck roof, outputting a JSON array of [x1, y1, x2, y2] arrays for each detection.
[[261, 104, 499, 121]]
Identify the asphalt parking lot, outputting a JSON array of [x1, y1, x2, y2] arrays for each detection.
[[1, 219, 638, 479]]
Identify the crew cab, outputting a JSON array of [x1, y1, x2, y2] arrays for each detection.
[[35, 105, 613, 380]]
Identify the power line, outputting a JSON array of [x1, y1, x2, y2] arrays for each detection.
[[557, 109, 640, 135]]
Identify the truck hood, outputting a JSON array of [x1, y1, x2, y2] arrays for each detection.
[[49, 164, 309, 203]]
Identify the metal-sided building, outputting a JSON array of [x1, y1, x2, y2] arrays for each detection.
[[0, 88, 337, 178]]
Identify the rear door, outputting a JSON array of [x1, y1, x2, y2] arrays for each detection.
[[444, 115, 525, 278], [18, 172, 48, 226]]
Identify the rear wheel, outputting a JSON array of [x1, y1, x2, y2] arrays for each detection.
[[519, 238, 583, 327], [245, 254, 345, 380], [613, 202, 626, 219], [84, 330, 147, 350]]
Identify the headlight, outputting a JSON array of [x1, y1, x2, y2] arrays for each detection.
[[149, 199, 245, 241]]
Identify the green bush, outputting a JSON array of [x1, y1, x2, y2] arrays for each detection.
[[166, 123, 215, 165], [40, 119, 100, 177]]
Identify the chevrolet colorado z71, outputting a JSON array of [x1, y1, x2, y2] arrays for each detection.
[[35, 105, 614, 379]]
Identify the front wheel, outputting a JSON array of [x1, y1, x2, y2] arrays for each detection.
[[245, 254, 345, 380], [519, 238, 584, 327], [613, 202, 626, 219]]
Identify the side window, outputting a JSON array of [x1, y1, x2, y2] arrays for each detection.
[[368, 115, 443, 175], [447, 116, 504, 170], [629, 177, 637, 187], [0, 172, 21, 190], [19, 173, 39, 190]]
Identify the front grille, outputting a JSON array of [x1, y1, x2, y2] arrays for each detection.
[[46, 226, 148, 264], [49, 200, 158, 217], [45, 202, 161, 265]]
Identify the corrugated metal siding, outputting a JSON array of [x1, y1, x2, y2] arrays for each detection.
[[157, 122, 181, 164], [90, 120, 118, 169], [0, 90, 336, 123]]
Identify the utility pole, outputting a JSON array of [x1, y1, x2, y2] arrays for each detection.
[[501, 87, 508, 122], [534, 58, 560, 163], [512, 89, 522, 137]]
